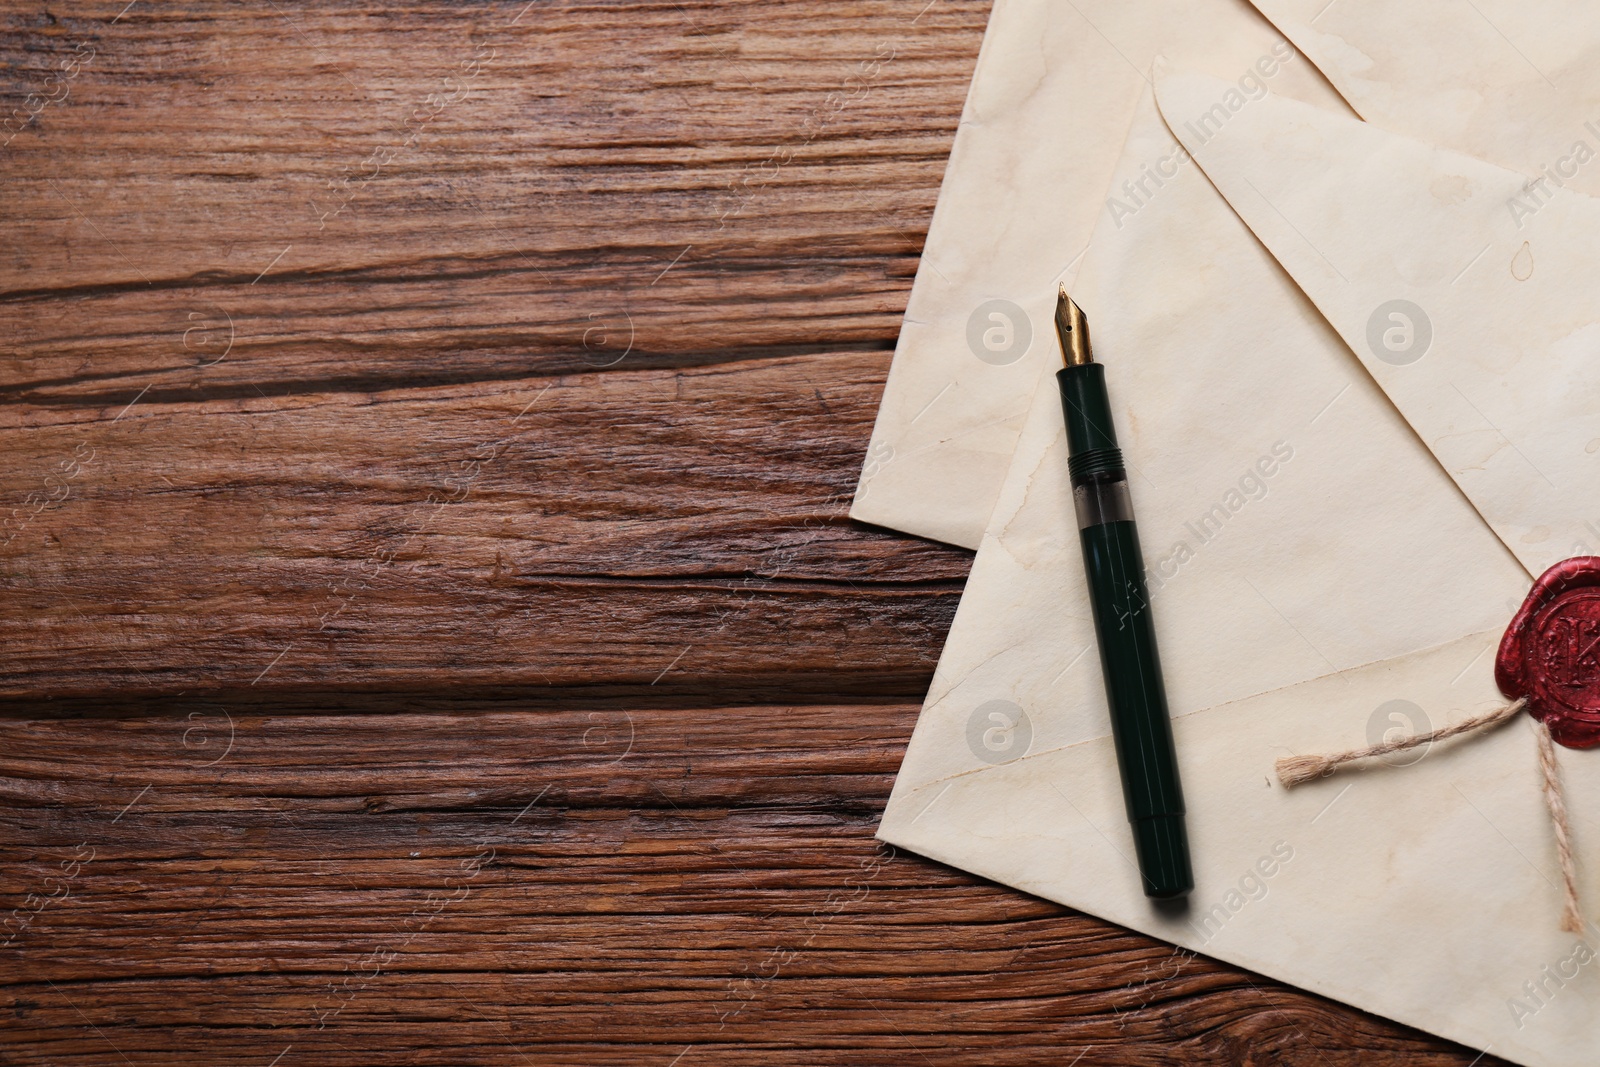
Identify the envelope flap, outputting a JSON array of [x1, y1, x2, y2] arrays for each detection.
[[1248, 0, 1600, 199], [1155, 68, 1600, 576], [885, 87, 1526, 798]]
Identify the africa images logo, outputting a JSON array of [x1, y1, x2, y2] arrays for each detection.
[[966, 299, 1032, 366], [1366, 300, 1432, 366], [966, 700, 1032, 764]]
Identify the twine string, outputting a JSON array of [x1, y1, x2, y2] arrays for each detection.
[[1275, 698, 1526, 787], [1275, 698, 1582, 931], [1533, 716, 1584, 934]]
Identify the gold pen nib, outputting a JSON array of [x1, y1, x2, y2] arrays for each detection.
[[1054, 285, 1094, 367]]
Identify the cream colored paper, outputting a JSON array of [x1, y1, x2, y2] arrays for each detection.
[[893, 631, 1600, 1067], [879, 87, 1600, 1067], [1248, 0, 1600, 199], [1156, 69, 1600, 576], [849, 0, 1347, 548]]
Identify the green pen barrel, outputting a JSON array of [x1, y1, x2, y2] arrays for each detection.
[[1057, 365, 1192, 899]]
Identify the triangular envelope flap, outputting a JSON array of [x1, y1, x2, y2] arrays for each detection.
[[1155, 68, 1600, 576], [1247, 0, 1600, 200], [884, 90, 1523, 800]]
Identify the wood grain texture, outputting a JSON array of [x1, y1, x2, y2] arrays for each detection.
[[2, 0, 955, 401], [0, 350, 963, 702], [0, 0, 1508, 1063], [2, 0, 974, 699], [1, 708, 1501, 1065]]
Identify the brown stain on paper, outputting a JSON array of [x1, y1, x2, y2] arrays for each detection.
[[1430, 175, 1473, 205], [1511, 241, 1534, 281]]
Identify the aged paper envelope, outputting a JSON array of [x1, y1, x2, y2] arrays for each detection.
[[879, 87, 1600, 1066], [849, 0, 1347, 548], [1248, 0, 1600, 198], [1155, 69, 1600, 575], [892, 632, 1600, 1067]]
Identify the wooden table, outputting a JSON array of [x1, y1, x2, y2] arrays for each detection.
[[0, 2, 1499, 1062]]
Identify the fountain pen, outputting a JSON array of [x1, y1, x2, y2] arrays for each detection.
[[1054, 287, 1192, 899]]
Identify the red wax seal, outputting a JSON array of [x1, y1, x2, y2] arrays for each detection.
[[1497, 556, 1600, 749]]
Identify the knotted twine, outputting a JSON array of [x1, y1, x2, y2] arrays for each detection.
[[1275, 697, 1583, 933]]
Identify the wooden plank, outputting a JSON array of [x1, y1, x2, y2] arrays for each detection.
[[0, 349, 967, 700], [0, 708, 1500, 1065], [1, 0, 980, 702], [2, 0, 986, 401]]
